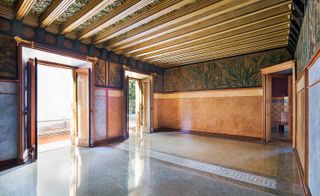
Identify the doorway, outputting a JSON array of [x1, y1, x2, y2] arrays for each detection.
[[37, 64, 73, 152], [125, 71, 153, 136], [20, 47, 94, 161], [261, 61, 296, 145]]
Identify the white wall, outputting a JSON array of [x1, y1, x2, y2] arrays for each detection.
[[37, 65, 73, 122]]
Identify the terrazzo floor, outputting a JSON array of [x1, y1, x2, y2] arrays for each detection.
[[0, 131, 303, 196]]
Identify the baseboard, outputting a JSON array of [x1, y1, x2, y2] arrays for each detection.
[[93, 136, 127, 146], [153, 127, 263, 143], [293, 149, 311, 196], [0, 158, 20, 171]]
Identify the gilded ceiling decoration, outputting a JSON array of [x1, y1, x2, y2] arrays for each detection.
[[74, 0, 126, 32], [55, 0, 89, 25], [97, 0, 161, 35], [29, 0, 52, 17], [0, 0, 17, 7]]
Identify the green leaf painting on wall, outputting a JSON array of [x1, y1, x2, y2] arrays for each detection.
[[295, 0, 320, 76], [94, 60, 106, 86], [108, 62, 122, 88], [0, 35, 17, 79], [164, 48, 292, 92]]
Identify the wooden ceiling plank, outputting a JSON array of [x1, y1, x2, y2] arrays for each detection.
[[61, 0, 117, 34], [100, 0, 250, 46], [160, 42, 288, 67], [127, 11, 290, 59], [16, 0, 37, 20], [92, 0, 194, 44], [103, 0, 222, 49], [155, 38, 288, 63], [148, 34, 289, 63], [116, 0, 279, 53], [78, 0, 155, 40], [140, 22, 290, 60], [40, 0, 75, 28], [146, 29, 290, 62], [150, 36, 289, 64], [155, 39, 288, 66], [121, 1, 291, 55]]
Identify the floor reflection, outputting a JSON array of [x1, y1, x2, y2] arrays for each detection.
[[0, 132, 304, 196]]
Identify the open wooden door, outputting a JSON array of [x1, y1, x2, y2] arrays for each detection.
[[75, 68, 91, 147], [21, 58, 38, 161], [140, 78, 151, 133], [124, 75, 129, 137]]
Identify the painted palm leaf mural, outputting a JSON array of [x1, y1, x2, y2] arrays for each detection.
[[164, 48, 291, 92]]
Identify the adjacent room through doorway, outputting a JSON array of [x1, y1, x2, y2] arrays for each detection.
[[37, 64, 73, 152], [125, 71, 152, 136], [21, 47, 93, 159]]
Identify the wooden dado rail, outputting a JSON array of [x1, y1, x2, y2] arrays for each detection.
[[154, 88, 263, 99]]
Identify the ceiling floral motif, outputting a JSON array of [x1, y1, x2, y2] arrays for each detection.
[[74, 0, 126, 32], [54, 0, 89, 24], [97, 0, 161, 35], [0, 0, 17, 7], [29, 0, 53, 17]]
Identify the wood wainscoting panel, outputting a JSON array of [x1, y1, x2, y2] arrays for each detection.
[[107, 89, 124, 139], [154, 88, 263, 138]]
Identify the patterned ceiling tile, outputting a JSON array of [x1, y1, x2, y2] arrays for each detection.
[[29, 0, 53, 17], [0, 0, 17, 7], [54, 0, 89, 25], [74, 0, 126, 32]]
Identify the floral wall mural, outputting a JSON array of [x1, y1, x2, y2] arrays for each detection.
[[295, 0, 320, 76], [94, 59, 107, 86], [108, 62, 123, 88], [154, 74, 163, 92], [0, 34, 17, 79], [164, 48, 291, 92]]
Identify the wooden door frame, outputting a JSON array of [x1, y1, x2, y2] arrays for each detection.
[[17, 42, 96, 162], [261, 60, 296, 145], [123, 70, 154, 136]]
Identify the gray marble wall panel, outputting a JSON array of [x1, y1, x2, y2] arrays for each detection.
[[308, 63, 320, 196], [0, 82, 18, 161], [94, 89, 107, 142], [309, 58, 320, 86]]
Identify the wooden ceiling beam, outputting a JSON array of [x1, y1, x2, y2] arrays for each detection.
[[78, 0, 155, 40], [144, 28, 290, 62], [120, 1, 291, 55], [126, 13, 290, 59], [103, 0, 222, 49], [139, 21, 290, 60], [16, 0, 36, 20], [40, 0, 75, 28], [157, 40, 288, 67], [149, 35, 289, 64], [161, 43, 289, 67], [153, 37, 288, 64], [116, 0, 264, 52], [92, 0, 194, 44], [60, 0, 117, 34]]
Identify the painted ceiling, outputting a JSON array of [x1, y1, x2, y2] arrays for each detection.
[[0, 0, 302, 67]]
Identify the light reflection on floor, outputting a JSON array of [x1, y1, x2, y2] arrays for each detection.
[[0, 132, 303, 196]]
